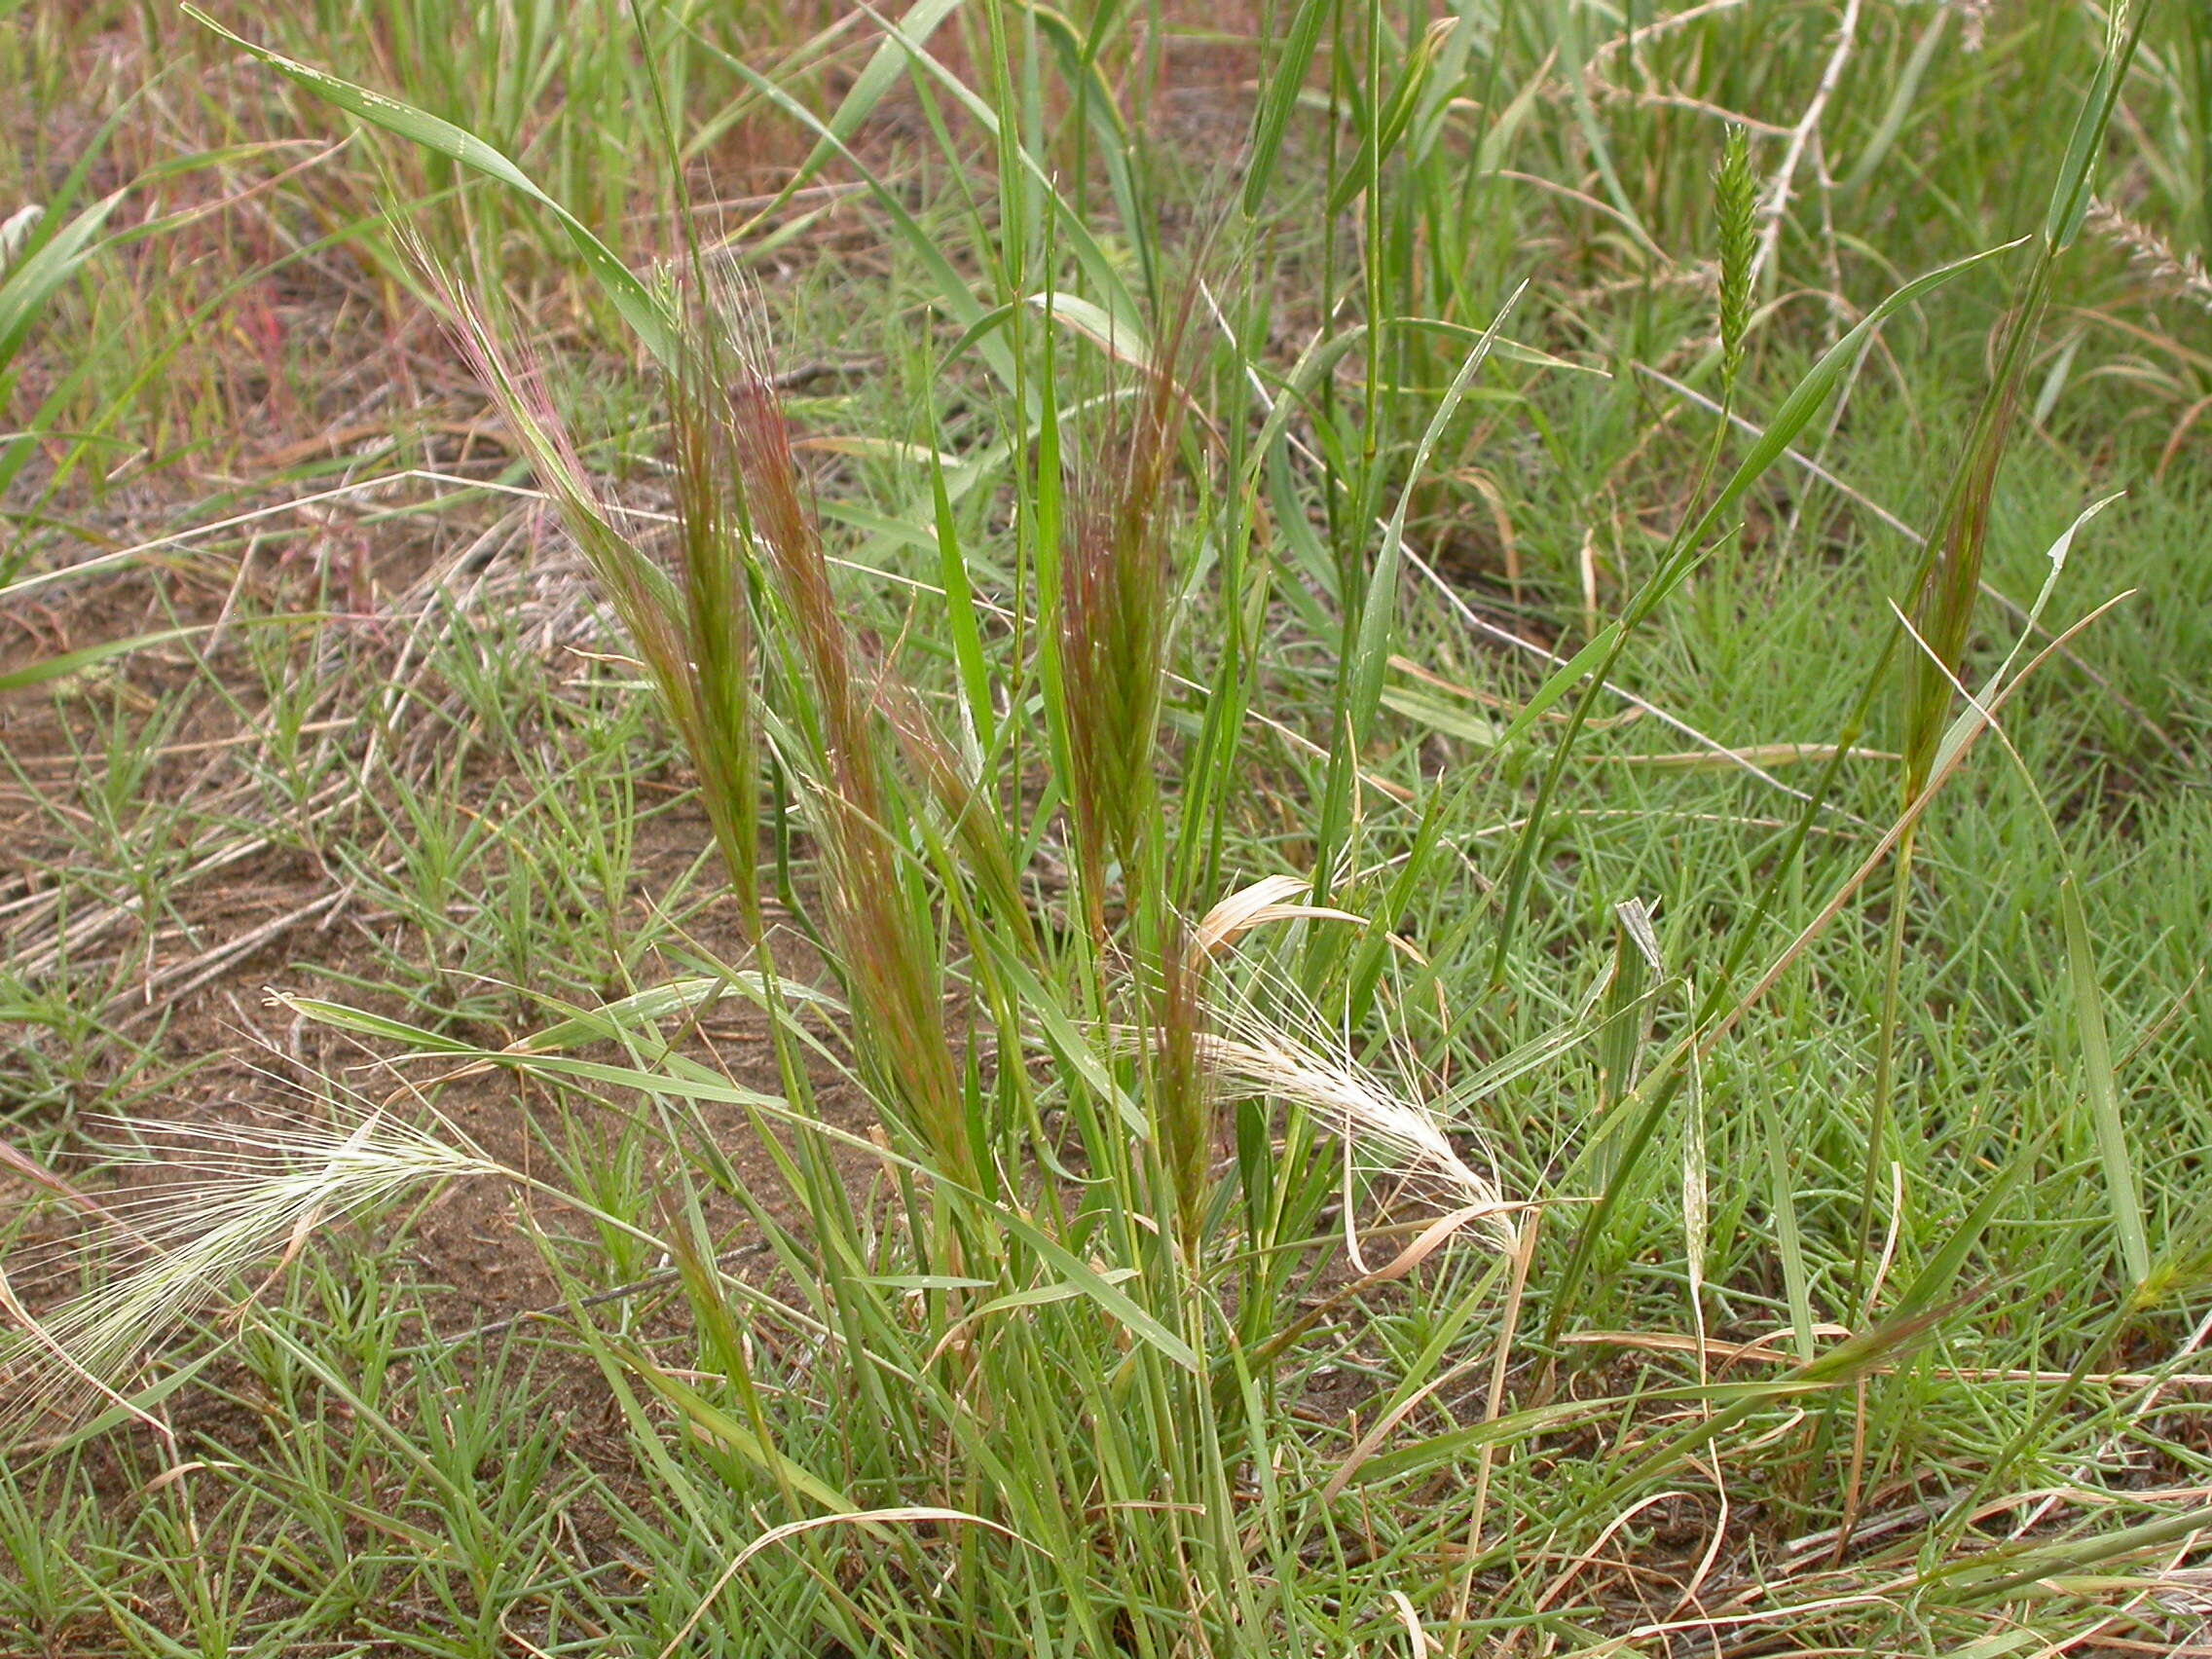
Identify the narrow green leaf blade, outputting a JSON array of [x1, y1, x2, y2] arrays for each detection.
[[2061, 874, 2150, 1286], [1243, 0, 1330, 216], [183, 8, 677, 363]]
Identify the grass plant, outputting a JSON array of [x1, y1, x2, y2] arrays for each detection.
[[4, 1, 2211, 1654]]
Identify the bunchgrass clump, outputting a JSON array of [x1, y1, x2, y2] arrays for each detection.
[[3, 3, 2207, 1654]]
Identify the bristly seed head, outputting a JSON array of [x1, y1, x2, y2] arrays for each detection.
[[1714, 123, 1756, 398], [1058, 297, 1198, 920], [1, 1109, 499, 1443], [1120, 934, 1524, 1260]]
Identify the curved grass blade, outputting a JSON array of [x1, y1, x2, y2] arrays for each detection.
[[1487, 236, 2024, 981], [0, 191, 127, 378], [183, 7, 677, 364]]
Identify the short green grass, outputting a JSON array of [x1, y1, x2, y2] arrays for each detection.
[[5, 2, 2211, 1655]]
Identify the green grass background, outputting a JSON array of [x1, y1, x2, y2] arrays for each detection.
[[4, 1, 2211, 1654]]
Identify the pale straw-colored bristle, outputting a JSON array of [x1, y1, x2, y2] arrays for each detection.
[[2086, 198, 2212, 317], [1950, 0, 1993, 55], [0, 1109, 502, 1440], [1141, 952, 1523, 1254]]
